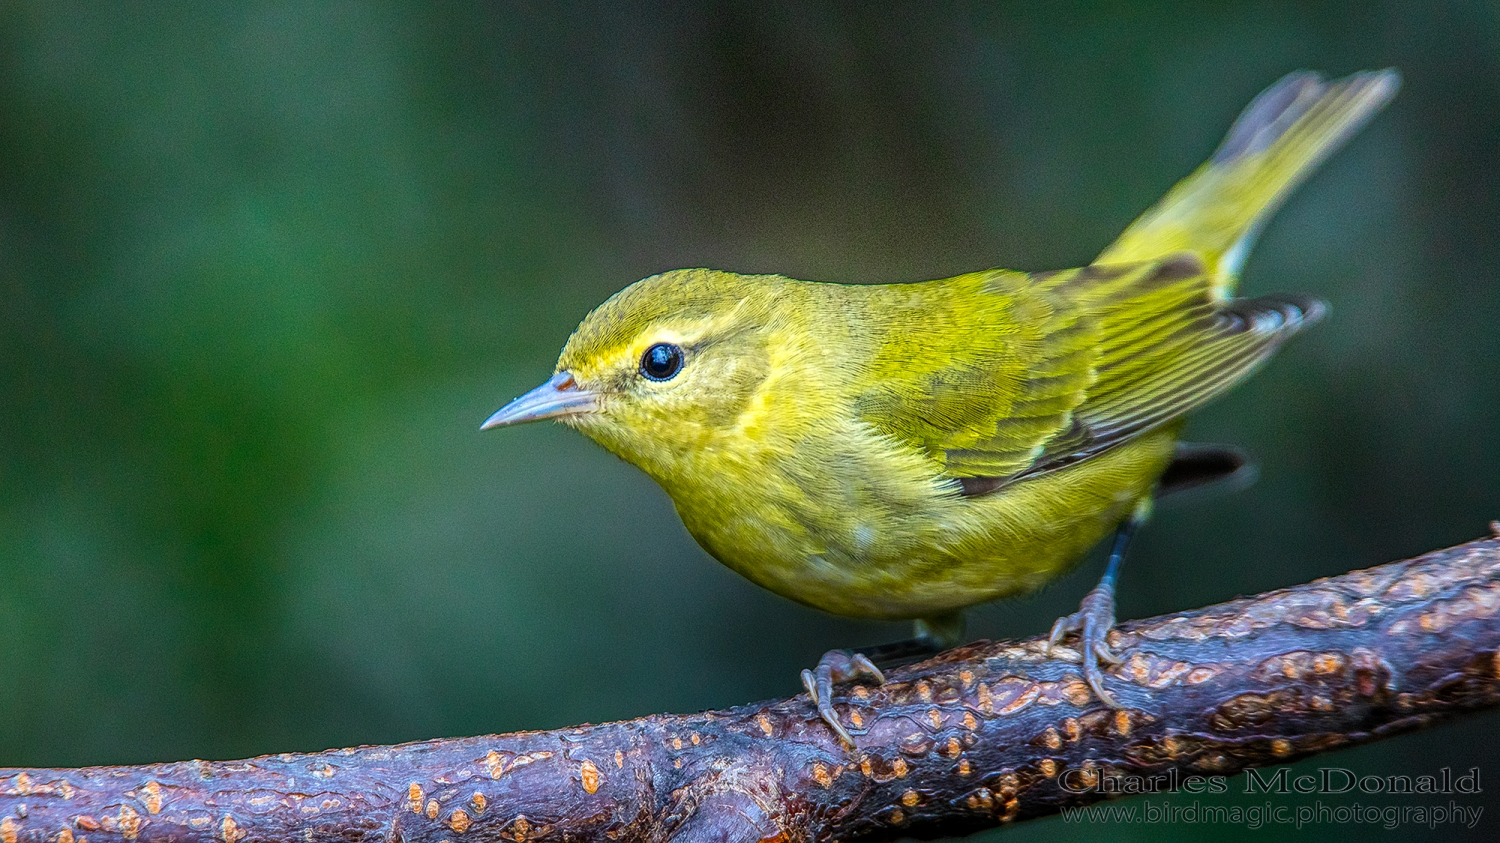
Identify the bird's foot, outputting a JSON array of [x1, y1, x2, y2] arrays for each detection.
[[801, 649, 885, 748], [1045, 582, 1125, 707]]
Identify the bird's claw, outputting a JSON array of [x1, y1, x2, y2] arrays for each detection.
[[1044, 583, 1123, 707], [802, 649, 885, 748]]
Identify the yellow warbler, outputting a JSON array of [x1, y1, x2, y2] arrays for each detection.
[[484, 70, 1399, 745]]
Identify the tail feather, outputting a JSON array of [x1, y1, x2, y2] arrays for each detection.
[[1095, 69, 1400, 294]]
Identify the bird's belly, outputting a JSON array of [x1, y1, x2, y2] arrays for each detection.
[[675, 431, 1176, 620]]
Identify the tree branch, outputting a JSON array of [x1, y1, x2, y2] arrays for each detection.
[[5, 534, 1500, 843]]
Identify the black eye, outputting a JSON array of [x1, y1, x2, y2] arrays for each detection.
[[640, 342, 684, 381]]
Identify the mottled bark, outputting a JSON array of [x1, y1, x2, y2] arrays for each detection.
[[5, 535, 1500, 843]]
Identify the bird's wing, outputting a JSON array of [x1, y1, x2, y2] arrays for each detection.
[[849, 267, 1095, 480], [855, 255, 1322, 488]]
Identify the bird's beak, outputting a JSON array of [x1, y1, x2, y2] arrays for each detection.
[[481, 371, 598, 430]]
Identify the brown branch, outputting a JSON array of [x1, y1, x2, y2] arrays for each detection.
[[5, 535, 1500, 843]]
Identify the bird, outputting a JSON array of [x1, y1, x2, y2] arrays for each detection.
[[481, 69, 1400, 747]]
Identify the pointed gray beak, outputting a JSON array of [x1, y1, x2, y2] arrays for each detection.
[[481, 371, 598, 430]]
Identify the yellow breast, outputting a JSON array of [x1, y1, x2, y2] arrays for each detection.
[[660, 377, 1177, 620]]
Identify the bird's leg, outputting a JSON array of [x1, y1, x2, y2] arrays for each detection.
[[803, 611, 965, 748], [1045, 505, 1148, 707], [800, 652, 883, 747]]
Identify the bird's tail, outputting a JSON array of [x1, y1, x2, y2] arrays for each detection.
[[1094, 69, 1400, 296]]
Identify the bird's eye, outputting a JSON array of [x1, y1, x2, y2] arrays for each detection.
[[640, 342, 684, 381]]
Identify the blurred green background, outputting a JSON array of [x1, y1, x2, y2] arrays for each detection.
[[3, 1, 1498, 840]]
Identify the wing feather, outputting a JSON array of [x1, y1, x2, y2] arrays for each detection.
[[852, 254, 1322, 491]]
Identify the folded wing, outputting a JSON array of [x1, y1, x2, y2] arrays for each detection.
[[855, 255, 1322, 492]]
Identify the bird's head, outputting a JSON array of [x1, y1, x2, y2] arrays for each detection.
[[482, 269, 792, 482]]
